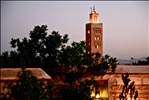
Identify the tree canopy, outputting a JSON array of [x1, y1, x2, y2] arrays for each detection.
[[1, 25, 118, 100], [1, 25, 117, 80], [1, 67, 58, 100]]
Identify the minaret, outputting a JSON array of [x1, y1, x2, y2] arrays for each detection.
[[86, 6, 103, 55]]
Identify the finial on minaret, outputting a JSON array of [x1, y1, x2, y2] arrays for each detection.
[[93, 5, 95, 11]]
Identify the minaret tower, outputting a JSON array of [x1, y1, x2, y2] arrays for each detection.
[[86, 6, 103, 55]]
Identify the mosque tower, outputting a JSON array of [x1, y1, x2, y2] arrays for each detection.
[[86, 6, 103, 55]]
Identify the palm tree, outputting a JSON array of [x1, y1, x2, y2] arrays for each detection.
[[131, 57, 133, 65]]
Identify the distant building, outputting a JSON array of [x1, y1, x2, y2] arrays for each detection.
[[86, 6, 103, 55]]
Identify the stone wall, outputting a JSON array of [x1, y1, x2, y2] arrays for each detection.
[[108, 74, 149, 100]]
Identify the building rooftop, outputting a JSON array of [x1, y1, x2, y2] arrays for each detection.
[[115, 65, 149, 74], [0, 68, 52, 81]]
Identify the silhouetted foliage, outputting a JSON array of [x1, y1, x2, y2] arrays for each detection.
[[0, 51, 10, 67], [130, 56, 149, 65], [3, 25, 69, 78], [1, 67, 96, 100], [119, 73, 138, 100], [88, 53, 117, 77], [60, 80, 93, 100], [1, 67, 57, 100], [1, 25, 118, 100], [1, 25, 117, 79], [146, 56, 149, 64]]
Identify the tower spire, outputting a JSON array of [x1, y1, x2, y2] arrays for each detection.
[[93, 5, 95, 11]]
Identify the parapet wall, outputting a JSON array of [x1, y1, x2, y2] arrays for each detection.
[[108, 74, 149, 100]]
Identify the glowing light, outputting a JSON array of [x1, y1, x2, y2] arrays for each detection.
[[127, 98, 136, 100], [90, 91, 95, 98], [95, 45, 99, 48], [88, 30, 90, 34], [100, 89, 108, 98], [95, 93, 100, 99]]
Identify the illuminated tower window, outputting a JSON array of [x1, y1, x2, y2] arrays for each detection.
[[94, 36, 97, 40], [94, 36, 100, 40], [97, 36, 100, 40], [95, 45, 99, 48], [88, 30, 90, 34]]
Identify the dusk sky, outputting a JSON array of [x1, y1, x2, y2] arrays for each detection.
[[1, 1, 149, 59]]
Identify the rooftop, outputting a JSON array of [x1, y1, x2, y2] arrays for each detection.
[[115, 65, 149, 74], [0, 68, 52, 81]]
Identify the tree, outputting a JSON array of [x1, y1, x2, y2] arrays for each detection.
[[56, 40, 117, 100], [119, 73, 138, 100], [9, 25, 69, 78], [58, 41, 91, 83], [0, 51, 25, 68], [1, 67, 57, 100], [7, 25, 117, 80], [88, 53, 117, 77], [1, 25, 118, 100], [60, 79, 94, 100], [58, 40, 117, 84], [131, 57, 133, 65], [0, 51, 11, 67]]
